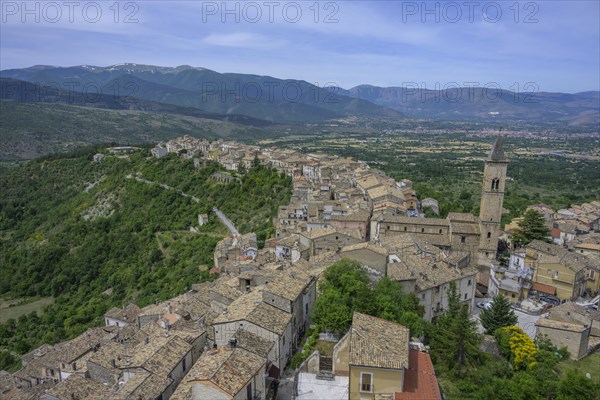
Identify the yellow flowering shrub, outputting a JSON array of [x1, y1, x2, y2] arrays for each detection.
[[495, 325, 538, 370]]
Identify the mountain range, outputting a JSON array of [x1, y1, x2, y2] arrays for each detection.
[[0, 64, 401, 124], [2, 64, 598, 125], [337, 85, 600, 126]]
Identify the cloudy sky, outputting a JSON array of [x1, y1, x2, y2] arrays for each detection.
[[1, 1, 599, 92]]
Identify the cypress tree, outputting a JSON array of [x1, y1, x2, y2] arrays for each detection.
[[480, 294, 518, 335], [430, 282, 482, 377], [513, 209, 550, 246]]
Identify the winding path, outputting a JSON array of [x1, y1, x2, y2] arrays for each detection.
[[212, 207, 239, 236], [126, 172, 239, 236], [126, 173, 200, 203]]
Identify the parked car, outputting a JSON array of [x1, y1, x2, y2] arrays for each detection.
[[476, 301, 492, 310], [540, 295, 561, 306]]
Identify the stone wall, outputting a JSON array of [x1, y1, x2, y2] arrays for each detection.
[[537, 324, 590, 360]]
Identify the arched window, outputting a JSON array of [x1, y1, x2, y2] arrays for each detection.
[[491, 178, 500, 191], [487, 232, 491, 239]]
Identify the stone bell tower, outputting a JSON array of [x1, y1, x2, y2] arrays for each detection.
[[478, 136, 508, 266]]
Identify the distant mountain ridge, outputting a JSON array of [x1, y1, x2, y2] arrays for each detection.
[[1, 64, 598, 125], [337, 84, 600, 125], [0, 78, 272, 127], [0, 64, 403, 124]]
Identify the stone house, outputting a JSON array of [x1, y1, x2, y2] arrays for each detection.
[[104, 304, 142, 327], [170, 346, 266, 400], [527, 240, 593, 301], [303, 315, 441, 400], [41, 374, 110, 400], [546, 302, 600, 341], [536, 318, 591, 360], [385, 236, 477, 321], [340, 242, 389, 277], [299, 227, 362, 258], [346, 313, 409, 400], [275, 235, 303, 262], [328, 210, 371, 241], [262, 270, 317, 348], [211, 290, 293, 377]]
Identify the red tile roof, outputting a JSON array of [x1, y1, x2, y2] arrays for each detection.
[[551, 228, 561, 238], [532, 282, 557, 295], [395, 350, 441, 400]]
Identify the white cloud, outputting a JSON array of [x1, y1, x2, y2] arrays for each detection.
[[202, 32, 286, 49]]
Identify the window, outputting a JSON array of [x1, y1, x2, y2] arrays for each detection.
[[422, 293, 426, 300], [435, 286, 440, 294], [554, 271, 559, 279], [590, 270, 596, 280], [511, 293, 516, 298], [468, 279, 472, 286], [182, 357, 187, 372], [491, 178, 500, 190], [487, 232, 491, 239], [461, 236, 466, 243], [404, 226, 407, 232], [360, 372, 373, 392], [464, 293, 468, 300], [421, 228, 425, 233], [439, 229, 443, 234]]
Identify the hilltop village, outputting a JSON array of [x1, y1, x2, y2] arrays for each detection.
[[3, 136, 599, 400]]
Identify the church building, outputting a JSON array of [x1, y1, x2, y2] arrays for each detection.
[[370, 137, 508, 276]]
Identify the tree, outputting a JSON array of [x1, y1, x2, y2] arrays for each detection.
[[513, 209, 550, 246], [312, 287, 352, 333], [0, 350, 21, 372], [430, 282, 481, 377], [480, 295, 518, 334], [312, 260, 426, 336], [556, 368, 600, 400]]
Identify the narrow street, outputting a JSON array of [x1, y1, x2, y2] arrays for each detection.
[[472, 300, 542, 338]]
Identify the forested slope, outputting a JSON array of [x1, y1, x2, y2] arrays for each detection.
[[0, 148, 291, 363]]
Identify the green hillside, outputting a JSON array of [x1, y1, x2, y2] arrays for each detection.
[[0, 149, 291, 358], [0, 101, 272, 160]]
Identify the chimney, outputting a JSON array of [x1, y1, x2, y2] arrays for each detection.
[[111, 359, 116, 368], [229, 337, 237, 349]]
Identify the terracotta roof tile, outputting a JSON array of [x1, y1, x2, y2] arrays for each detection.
[[349, 312, 409, 370], [395, 350, 441, 400]]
